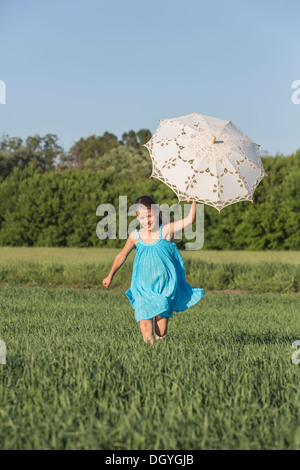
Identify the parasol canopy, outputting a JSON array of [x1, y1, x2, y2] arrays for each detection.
[[143, 112, 267, 212]]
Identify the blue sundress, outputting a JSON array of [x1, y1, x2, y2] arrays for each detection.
[[125, 223, 205, 322]]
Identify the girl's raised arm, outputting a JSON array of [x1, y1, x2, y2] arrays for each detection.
[[166, 201, 197, 240], [102, 234, 136, 288]]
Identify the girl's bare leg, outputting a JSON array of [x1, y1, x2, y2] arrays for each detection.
[[139, 319, 154, 345], [154, 315, 168, 341]]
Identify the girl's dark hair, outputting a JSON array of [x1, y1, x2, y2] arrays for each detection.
[[134, 195, 162, 225]]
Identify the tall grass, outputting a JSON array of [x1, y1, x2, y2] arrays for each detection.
[[1, 285, 300, 449], [0, 259, 298, 292], [0, 247, 299, 265]]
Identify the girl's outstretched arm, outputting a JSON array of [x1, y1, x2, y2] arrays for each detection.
[[102, 234, 136, 288], [163, 201, 197, 241]]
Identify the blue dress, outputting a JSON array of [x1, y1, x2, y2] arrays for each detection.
[[125, 223, 205, 322]]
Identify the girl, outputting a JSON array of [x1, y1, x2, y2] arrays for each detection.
[[102, 195, 205, 345]]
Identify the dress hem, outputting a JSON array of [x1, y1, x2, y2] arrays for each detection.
[[135, 308, 173, 323], [173, 289, 205, 312], [130, 289, 205, 321]]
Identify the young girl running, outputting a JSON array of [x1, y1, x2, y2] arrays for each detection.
[[102, 195, 205, 345]]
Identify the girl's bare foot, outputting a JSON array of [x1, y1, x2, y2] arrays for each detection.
[[144, 335, 155, 345], [155, 333, 167, 343]]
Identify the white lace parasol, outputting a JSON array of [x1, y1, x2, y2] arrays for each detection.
[[143, 112, 267, 212]]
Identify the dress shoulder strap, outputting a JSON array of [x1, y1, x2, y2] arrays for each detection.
[[135, 227, 141, 241], [159, 223, 163, 239]]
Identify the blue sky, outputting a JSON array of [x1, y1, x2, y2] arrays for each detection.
[[1, 0, 299, 155]]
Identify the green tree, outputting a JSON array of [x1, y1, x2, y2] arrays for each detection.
[[64, 132, 120, 170], [0, 133, 63, 180], [84, 145, 152, 180], [122, 129, 152, 149]]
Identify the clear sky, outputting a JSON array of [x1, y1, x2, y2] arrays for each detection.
[[1, 0, 299, 155]]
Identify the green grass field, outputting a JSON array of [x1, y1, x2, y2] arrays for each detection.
[[0, 247, 299, 265], [0, 248, 299, 293], [1, 283, 300, 450]]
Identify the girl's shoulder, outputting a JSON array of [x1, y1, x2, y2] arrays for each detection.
[[129, 229, 138, 245]]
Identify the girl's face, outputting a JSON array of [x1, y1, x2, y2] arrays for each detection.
[[137, 206, 159, 230]]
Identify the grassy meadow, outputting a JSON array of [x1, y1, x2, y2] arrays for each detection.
[[0, 247, 300, 449], [0, 247, 299, 293]]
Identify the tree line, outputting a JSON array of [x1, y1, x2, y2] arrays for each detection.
[[0, 131, 299, 249], [0, 129, 152, 180]]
